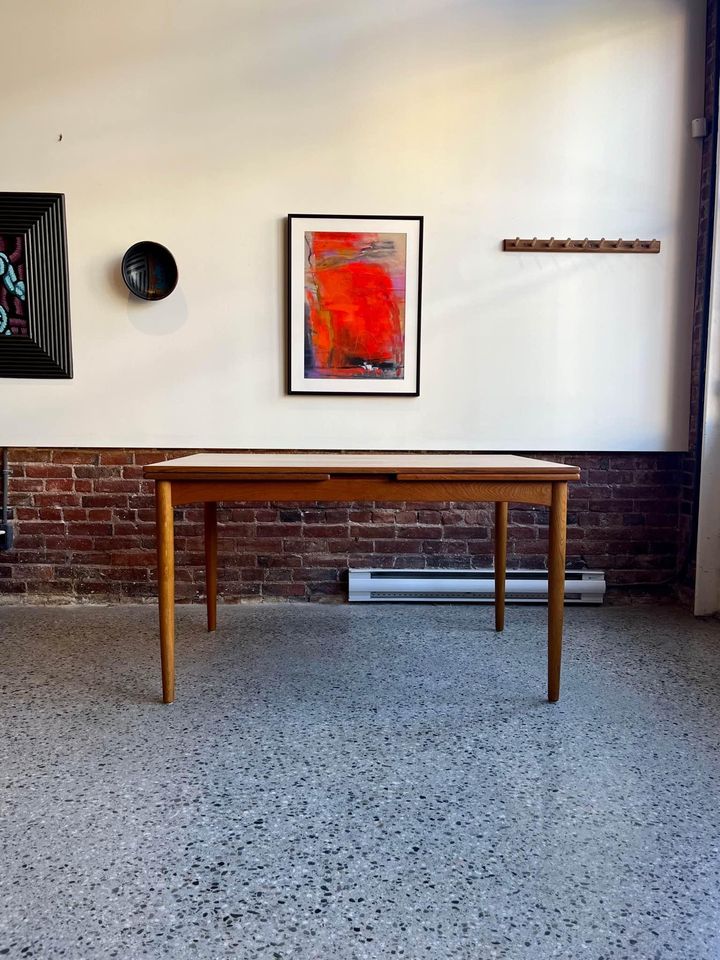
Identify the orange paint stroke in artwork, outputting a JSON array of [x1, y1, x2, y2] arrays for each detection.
[[304, 231, 406, 379]]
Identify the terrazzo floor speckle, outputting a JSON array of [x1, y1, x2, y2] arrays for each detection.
[[2, 603, 720, 959]]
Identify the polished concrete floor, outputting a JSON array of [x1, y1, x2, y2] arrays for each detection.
[[1, 602, 720, 959]]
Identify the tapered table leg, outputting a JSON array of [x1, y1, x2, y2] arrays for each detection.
[[547, 481, 568, 702], [494, 501, 508, 632], [204, 501, 218, 632], [156, 480, 175, 704]]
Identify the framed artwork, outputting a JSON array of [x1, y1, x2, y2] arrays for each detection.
[[287, 214, 423, 395], [0, 192, 72, 378]]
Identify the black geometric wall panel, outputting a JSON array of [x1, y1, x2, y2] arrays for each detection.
[[0, 193, 73, 378]]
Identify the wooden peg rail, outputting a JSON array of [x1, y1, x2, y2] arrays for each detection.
[[503, 237, 661, 254]]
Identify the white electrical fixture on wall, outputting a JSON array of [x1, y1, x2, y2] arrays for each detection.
[[348, 569, 606, 605]]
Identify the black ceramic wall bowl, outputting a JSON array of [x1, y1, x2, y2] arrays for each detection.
[[121, 241, 178, 301]]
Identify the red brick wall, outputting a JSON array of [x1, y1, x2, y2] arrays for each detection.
[[0, 448, 682, 602]]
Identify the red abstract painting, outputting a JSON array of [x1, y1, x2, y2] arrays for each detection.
[[304, 231, 407, 379]]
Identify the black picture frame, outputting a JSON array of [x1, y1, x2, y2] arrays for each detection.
[[287, 214, 423, 396], [0, 192, 72, 378]]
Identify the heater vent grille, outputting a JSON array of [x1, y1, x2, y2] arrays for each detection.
[[349, 569, 605, 605]]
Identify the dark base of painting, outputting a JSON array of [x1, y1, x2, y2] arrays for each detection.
[[0, 338, 73, 378], [306, 366, 404, 381]]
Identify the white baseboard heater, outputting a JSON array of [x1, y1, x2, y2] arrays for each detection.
[[348, 569, 606, 605]]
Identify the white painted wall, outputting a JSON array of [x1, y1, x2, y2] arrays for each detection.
[[2, 0, 706, 450]]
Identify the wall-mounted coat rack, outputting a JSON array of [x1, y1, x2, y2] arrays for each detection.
[[503, 237, 661, 253]]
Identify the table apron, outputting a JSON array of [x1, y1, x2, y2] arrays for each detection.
[[168, 478, 554, 507]]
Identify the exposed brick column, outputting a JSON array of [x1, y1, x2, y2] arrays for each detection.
[[678, 0, 719, 600]]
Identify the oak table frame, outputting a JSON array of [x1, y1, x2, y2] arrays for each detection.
[[144, 454, 580, 705]]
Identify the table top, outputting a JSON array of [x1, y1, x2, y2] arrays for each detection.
[[144, 453, 580, 482]]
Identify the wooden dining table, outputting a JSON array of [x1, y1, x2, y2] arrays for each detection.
[[144, 453, 580, 705]]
